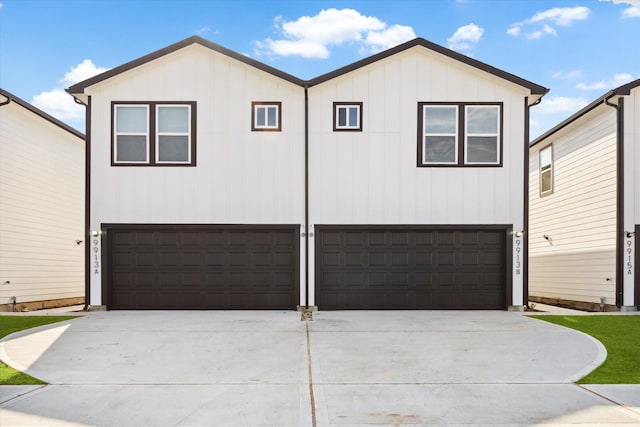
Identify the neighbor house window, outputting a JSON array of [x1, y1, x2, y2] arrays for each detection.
[[252, 102, 281, 131], [418, 103, 502, 167], [334, 102, 362, 131], [540, 145, 553, 196], [112, 102, 196, 166]]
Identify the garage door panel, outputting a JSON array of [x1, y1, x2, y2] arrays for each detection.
[[316, 227, 506, 310], [107, 226, 298, 310]]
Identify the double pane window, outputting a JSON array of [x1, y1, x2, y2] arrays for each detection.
[[419, 103, 501, 167], [113, 102, 195, 166]]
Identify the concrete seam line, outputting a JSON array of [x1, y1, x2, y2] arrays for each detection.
[[306, 322, 317, 427], [577, 385, 640, 418]]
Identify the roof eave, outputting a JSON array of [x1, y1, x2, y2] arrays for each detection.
[[530, 78, 640, 148], [307, 38, 549, 95], [67, 36, 306, 95], [0, 88, 85, 140]]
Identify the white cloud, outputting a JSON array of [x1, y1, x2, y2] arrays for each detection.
[[254, 8, 414, 58], [506, 26, 521, 36], [32, 60, 109, 120], [364, 25, 416, 53], [447, 23, 484, 52], [534, 96, 589, 115], [553, 69, 583, 79], [622, 5, 640, 17], [576, 73, 634, 90], [508, 6, 590, 39], [525, 24, 557, 40], [600, 0, 640, 17], [33, 89, 84, 120], [528, 6, 591, 26], [194, 26, 213, 35]]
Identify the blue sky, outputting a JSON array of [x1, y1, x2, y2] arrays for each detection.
[[1, 0, 638, 137]]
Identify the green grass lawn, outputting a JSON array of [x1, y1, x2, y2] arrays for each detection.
[[0, 316, 76, 385], [530, 315, 640, 384]]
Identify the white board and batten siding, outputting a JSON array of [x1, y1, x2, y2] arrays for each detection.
[[623, 85, 640, 306], [85, 44, 306, 306], [529, 106, 617, 305], [0, 96, 84, 306], [307, 46, 530, 306]]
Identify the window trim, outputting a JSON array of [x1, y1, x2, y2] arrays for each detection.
[[251, 101, 281, 131], [421, 104, 459, 165], [417, 102, 503, 167], [113, 104, 150, 164], [464, 105, 501, 165], [111, 101, 197, 167], [539, 144, 554, 197], [333, 102, 363, 131], [155, 104, 192, 165]]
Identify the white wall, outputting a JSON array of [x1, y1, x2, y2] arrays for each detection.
[[86, 45, 306, 305], [529, 106, 617, 305], [308, 47, 527, 226], [0, 100, 84, 306], [624, 86, 640, 306], [307, 46, 529, 306]]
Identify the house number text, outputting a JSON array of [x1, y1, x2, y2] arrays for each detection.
[[514, 239, 521, 275], [627, 239, 633, 276], [93, 239, 100, 275]]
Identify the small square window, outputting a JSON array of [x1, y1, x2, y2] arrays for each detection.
[[334, 102, 362, 131], [252, 102, 281, 131]]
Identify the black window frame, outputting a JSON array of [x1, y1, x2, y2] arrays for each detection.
[[111, 101, 197, 167], [333, 102, 363, 132], [251, 101, 282, 132], [417, 102, 503, 167], [539, 144, 554, 197]]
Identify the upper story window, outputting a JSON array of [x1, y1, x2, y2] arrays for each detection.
[[112, 102, 196, 166], [418, 103, 502, 167], [252, 102, 281, 131], [539, 144, 553, 196], [334, 102, 362, 131]]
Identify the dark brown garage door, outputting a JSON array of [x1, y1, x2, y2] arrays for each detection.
[[105, 225, 299, 310], [315, 226, 508, 310]]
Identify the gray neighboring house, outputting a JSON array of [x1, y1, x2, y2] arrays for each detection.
[[0, 88, 85, 311], [67, 36, 547, 311], [529, 78, 640, 311]]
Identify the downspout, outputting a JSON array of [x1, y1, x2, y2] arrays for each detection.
[[304, 85, 310, 309], [604, 93, 624, 307], [73, 95, 92, 311], [524, 96, 542, 307]]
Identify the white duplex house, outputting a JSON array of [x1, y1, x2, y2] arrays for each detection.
[[67, 36, 547, 311], [0, 88, 85, 311], [529, 78, 640, 311]]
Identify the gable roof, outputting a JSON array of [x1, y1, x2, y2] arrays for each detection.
[[0, 88, 85, 140], [530, 78, 640, 147], [307, 38, 549, 95], [67, 36, 306, 95], [67, 36, 548, 98]]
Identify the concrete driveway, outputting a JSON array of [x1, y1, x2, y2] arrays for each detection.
[[1, 311, 639, 426]]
